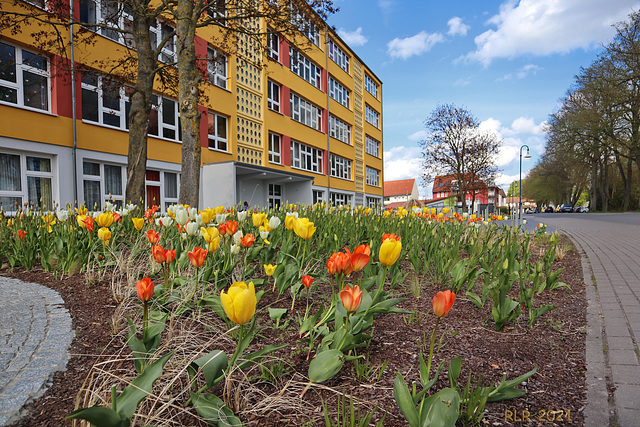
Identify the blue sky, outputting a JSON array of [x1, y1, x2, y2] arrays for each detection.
[[326, 0, 640, 198]]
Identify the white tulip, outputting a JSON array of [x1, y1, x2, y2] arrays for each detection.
[[233, 230, 243, 245], [268, 216, 281, 229], [216, 213, 228, 224], [185, 221, 199, 236], [237, 210, 248, 221], [175, 208, 188, 226], [230, 244, 240, 255]]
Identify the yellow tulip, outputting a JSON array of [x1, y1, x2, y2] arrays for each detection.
[[200, 209, 213, 225], [77, 214, 87, 229], [293, 217, 316, 240], [209, 236, 221, 252], [442, 207, 450, 214], [98, 227, 112, 245], [285, 214, 297, 230], [132, 217, 144, 231], [379, 238, 402, 266], [430, 208, 436, 215], [220, 281, 257, 325], [263, 264, 277, 276], [252, 212, 267, 227], [75, 206, 87, 215], [41, 214, 56, 233], [96, 212, 114, 228], [200, 226, 220, 244], [214, 205, 225, 214]]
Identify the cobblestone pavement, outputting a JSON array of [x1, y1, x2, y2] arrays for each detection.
[[0, 278, 74, 426], [531, 213, 640, 427]]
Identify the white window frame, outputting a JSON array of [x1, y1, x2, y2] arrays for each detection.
[[207, 47, 227, 89], [207, 111, 228, 152], [290, 4, 321, 46], [267, 80, 280, 112], [312, 189, 324, 204], [81, 160, 126, 210], [329, 115, 351, 145], [81, 73, 130, 130], [365, 104, 379, 128], [330, 191, 352, 206], [0, 41, 50, 112], [329, 76, 350, 109], [366, 166, 380, 187], [79, 0, 134, 45], [290, 92, 322, 131], [291, 140, 322, 173], [365, 74, 379, 99], [267, 30, 279, 62], [365, 135, 380, 157], [289, 48, 321, 89], [0, 152, 55, 212], [366, 196, 380, 209], [268, 183, 282, 209], [149, 21, 176, 64], [145, 169, 180, 213], [330, 154, 351, 180], [206, 0, 226, 20], [328, 39, 349, 73], [268, 132, 281, 164]]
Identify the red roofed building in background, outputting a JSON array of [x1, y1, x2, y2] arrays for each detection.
[[384, 179, 419, 206], [432, 174, 505, 212]]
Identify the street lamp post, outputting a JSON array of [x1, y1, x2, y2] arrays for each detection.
[[519, 145, 531, 222]]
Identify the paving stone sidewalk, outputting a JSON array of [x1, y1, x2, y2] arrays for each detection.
[[531, 213, 640, 427], [0, 277, 74, 426]]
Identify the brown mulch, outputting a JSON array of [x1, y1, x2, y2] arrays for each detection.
[[3, 235, 586, 426]]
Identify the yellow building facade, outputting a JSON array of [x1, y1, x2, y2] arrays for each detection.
[[0, 0, 383, 212]]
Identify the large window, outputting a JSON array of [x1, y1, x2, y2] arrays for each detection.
[[82, 160, 125, 209], [290, 5, 321, 46], [289, 48, 321, 89], [268, 184, 282, 209], [366, 196, 381, 209], [290, 92, 322, 131], [0, 42, 49, 112], [365, 74, 379, 99], [0, 153, 53, 211], [291, 140, 322, 173], [79, 0, 133, 45], [145, 169, 179, 212], [329, 76, 350, 109], [207, 47, 227, 89], [207, 112, 228, 151], [328, 39, 349, 73], [365, 104, 379, 128], [330, 154, 351, 180], [267, 30, 279, 62], [329, 115, 351, 145], [313, 189, 324, 204], [366, 166, 380, 186], [149, 22, 176, 63], [365, 135, 380, 157], [268, 132, 281, 164], [267, 80, 280, 112], [330, 192, 351, 206]]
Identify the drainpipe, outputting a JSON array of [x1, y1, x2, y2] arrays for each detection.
[[70, 0, 78, 206], [325, 24, 330, 205]]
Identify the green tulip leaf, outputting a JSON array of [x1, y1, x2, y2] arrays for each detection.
[[419, 388, 460, 427], [393, 373, 419, 427], [188, 350, 228, 389], [190, 391, 243, 426], [66, 406, 128, 427], [308, 349, 344, 383]]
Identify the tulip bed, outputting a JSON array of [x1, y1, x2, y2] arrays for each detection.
[[0, 204, 586, 426]]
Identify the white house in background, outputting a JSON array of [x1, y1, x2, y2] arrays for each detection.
[[383, 179, 419, 206]]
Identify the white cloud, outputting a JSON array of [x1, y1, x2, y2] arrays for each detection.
[[337, 27, 368, 47], [447, 16, 470, 36], [465, 0, 639, 66], [408, 130, 429, 141], [511, 117, 547, 135], [384, 146, 434, 198], [453, 78, 471, 87], [387, 31, 445, 60], [498, 64, 542, 81]]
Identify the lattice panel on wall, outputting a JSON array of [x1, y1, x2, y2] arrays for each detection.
[[237, 145, 263, 165], [353, 59, 365, 193]]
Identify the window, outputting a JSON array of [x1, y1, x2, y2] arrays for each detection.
[[290, 92, 322, 131], [267, 31, 279, 62], [366, 166, 380, 186], [207, 112, 228, 151], [366, 196, 380, 209], [313, 189, 324, 204], [79, 0, 134, 45], [365, 135, 380, 157], [330, 154, 351, 180], [82, 160, 124, 210], [365, 74, 379, 98], [328, 39, 349, 73], [0, 42, 49, 112], [329, 115, 351, 145], [365, 104, 379, 128], [81, 73, 131, 129], [268, 132, 281, 164], [267, 80, 280, 112], [0, 153, 53, 211], [290, 5, 321, 46], [291, 140, 322, 173], [206, 0, 226, 20], [207, 47, 227, 89], [330, 192, 351, 206], [145, 170, 179, 212], [149, 22, 176, 63], [268, 184, 282, 209], [289, 48, 321, 89], [329, 76, 350, 109]]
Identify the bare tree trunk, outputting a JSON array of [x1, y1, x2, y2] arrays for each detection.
[[590, 156, 598, 211], [176, 0, 202, 208], [125, 14, 156, 207]]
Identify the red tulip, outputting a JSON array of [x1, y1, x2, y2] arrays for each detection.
[[188, 246, 207, 268], [218, 223, 227, 236], [340, 285, 363, 313], [146, 229, 160, 244], [302, 275, 314, 288], [382, 233, 399, 242], [16, 229, 27, 240], [240, 233, 255, 248], [346, 244, 370, 272], [152, 244, 166, 263], [432, 290, 456, 318], [112, 212, 121, 223], [164, 248, 176, 264], [83, 216, 95, 233], [136, 277, 155, 301]]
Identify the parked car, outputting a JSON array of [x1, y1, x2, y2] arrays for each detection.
[[574, 206, 589, 213], [558, 204, 573, 213], [544, 206, 554, 213]]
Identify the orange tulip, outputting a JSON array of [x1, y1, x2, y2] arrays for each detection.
[[152, 244, 175, 264], [346, 244, 370, 272], [136, 277, 155, 301], [188, 246, 207, 268], [432, 290, 456, 318], [225, 220, 238, 235], [240, 233, 255, 248], [83, 215, 95, 232], [340, 285, 363, 313], [326, 252, 353, 275], [218, 222, 227, 236], [16, 229, 27, 240], [146, 229, 160, 244], [382, 233, 399, 242], [302, 275, 314, 288]]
